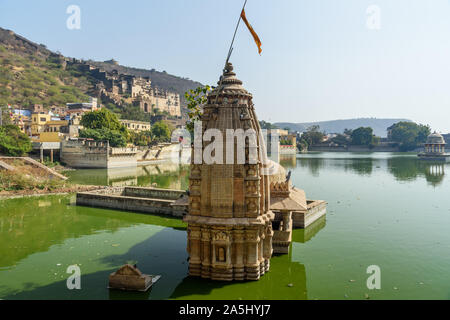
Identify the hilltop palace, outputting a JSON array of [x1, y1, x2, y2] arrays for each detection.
[[64, 58, 181, 117]]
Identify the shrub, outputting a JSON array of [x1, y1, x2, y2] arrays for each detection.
[[0, 125, 32, 156]]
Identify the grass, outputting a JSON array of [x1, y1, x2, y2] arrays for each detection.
[[0, 159, 65, 192], [0, 170, 65, 192]]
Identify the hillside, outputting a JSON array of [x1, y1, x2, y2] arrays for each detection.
[[275, 118, 412, 137], [0, 28, 91, 108], [0, 27, 202, 109]]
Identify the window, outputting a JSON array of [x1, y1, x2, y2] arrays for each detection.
[[218, 247, 226, 262]]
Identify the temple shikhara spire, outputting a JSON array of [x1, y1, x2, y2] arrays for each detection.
[[184, 62, 275, 281]]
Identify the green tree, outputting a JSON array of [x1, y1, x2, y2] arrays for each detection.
[[151, 121, 171, 143], [351, 127, 379, 147], [79, 127, 127, 148], [79, 108, 129, 147], [0, 125, 32, 156], [80, 108, 126, 133], [128, 130, 152, 147], [389, 121, 431, 151], [299, 125, 325, 147], [330, 133, 350, 146], [259, 121, 279, 130]]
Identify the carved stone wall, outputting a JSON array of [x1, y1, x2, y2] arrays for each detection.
[[184, 63, 274, 281]]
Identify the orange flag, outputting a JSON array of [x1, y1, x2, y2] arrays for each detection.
[[241, 9, 262, 55]]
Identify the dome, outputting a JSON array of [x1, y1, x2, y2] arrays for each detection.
[[266, 160, 286, 183], [426, 132, 446, 145]]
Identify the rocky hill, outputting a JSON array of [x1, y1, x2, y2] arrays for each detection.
[[0, 27, 91, 108], [275, 118, 412, 137], [0, 27, 202, 109]]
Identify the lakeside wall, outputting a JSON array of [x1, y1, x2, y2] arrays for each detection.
[[309, 145, 399, 152], [61, 140, 189, 169]]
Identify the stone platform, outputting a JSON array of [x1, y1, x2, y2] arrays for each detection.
[[76, 186, 187, 217]]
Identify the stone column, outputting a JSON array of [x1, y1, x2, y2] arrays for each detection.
[[245, 228, 260, 280], [233, 229, 245, 280], [188, 225, 202, 277], [201, 228, 211, 278], [40, 145, 44, 163]]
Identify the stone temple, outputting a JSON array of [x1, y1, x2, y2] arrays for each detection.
[[184, 62, 274, 281], [183, 63, 326, 281]]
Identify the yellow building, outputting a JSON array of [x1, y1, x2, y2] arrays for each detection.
[[44, 120, 69, 133], [120, 120, 151, 132], [31, 113, 51, 135]]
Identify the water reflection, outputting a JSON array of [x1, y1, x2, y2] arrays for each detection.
[[292, 216, 326, 243], [387, 157, 446, 186], [0, 195, 185, 269], [67, 163, 190, 190], [292, 153, 447, 186]]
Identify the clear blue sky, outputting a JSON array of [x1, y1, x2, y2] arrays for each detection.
[[1, 0, 450, 132]]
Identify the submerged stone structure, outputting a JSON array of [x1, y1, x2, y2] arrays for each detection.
[[184, 63, 275, 281]]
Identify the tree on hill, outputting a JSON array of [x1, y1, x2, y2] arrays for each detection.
[[79, 108, 128, 147], [351, 127, 379, 147], [0, 124, 32, 156], [389, 121, 431, 151]]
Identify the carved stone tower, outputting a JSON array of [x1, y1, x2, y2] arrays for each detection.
[[184, 63, 274, 281]]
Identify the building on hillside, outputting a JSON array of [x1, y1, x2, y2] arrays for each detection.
[[31, 104, 45, 113], [120, 119, 151, 132], [44, 120, 69, 133], [66, 97, 98, 114], [9, 109, 32, 135], [50, 106, 68, 117], [31, 112, 51, 135]]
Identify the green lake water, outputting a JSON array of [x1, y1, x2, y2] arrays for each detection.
[[0, 153, 449, 300]]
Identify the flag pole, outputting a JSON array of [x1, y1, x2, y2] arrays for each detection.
[[213, 0, 248, 106], [225, 0, 248, 65]]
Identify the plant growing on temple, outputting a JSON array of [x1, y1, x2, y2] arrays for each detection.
[[259, 120, 278, 130], [151, 121, 171, 143], [79, 108, 129, 147], [0, 124, 32, 156], [389, 121, 431, 151], [185, 85, 211, 133]]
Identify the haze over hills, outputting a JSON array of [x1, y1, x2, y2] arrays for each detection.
[[275, 118, 412, 137], [0, 27, 202, 109]]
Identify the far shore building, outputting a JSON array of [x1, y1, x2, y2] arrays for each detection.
[[120, 119, 151, 132], [419, 132, 450, 162], [66, 97, 98, 117]]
